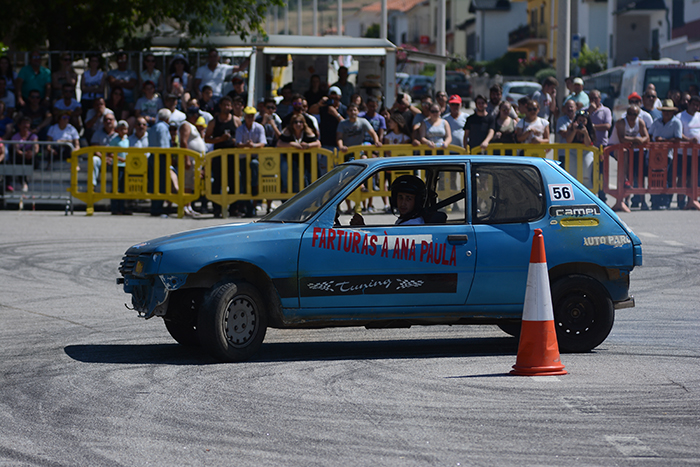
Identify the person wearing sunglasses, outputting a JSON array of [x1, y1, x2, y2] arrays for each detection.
[[107, 52, 138, 104], [256, 97, 282, 147], [515, 99, 550, 144]]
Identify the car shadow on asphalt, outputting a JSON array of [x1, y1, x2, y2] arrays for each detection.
[[64, 336, 519, 365]]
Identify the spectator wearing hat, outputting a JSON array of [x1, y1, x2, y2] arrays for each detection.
[[648, 100, 683, 209], [628, 92, 653, 130], [226, 73, 248, 105], [444, 95, 467, 148], [609, 105, 649, 209], [194, 49, 235, 101], [331, 66, 354, 107], [134, 81, 163, 126], [564, 77, 589, 110], [311, 86, 347, 149], [167, 55, 192, 109], [107, 52, 138, 104], [234, 106, 265, 217], [15, 51, 51, 108]]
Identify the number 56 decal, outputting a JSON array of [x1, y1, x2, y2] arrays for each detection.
[[548, 183, 574, 201]]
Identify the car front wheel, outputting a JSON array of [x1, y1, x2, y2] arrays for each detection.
[[552, 275, 614, 352], [197, 281, 268, 362]]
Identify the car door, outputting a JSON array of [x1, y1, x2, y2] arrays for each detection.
[[298, 164, 476, 311], [467, 162, 547, 308]]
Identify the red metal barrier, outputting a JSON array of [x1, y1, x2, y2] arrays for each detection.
[[601, 143, 700, 211]]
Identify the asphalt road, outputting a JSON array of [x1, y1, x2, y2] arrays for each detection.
[[0, 209, 698, 466]]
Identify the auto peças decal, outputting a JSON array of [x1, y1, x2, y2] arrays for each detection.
[[311, 227, 458, 266], [583, 235, 631, 247], [301, 273, 458, 296]]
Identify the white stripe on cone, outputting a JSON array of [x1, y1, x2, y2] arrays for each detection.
[[522, 262, 554, 322]]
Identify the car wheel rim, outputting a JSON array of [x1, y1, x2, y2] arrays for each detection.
[[224, 296, 258, 347], [556, 292, 595, 336]]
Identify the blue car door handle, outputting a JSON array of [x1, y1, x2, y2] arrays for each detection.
[[447, 234, 468, 244]]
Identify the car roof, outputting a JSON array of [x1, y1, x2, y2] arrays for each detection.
[[346, 154, 550, 168], [504, 81, 541, 88]]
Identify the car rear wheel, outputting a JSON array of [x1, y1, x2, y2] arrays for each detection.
[[197, 281, 268, 362], [552, 275, 614, 352]]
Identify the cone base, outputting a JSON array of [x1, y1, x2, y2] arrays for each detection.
[[510, 365, 567, 376]]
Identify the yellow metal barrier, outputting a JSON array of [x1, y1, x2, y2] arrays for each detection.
[[203, 147, 335, 218], [470, 143, 604, 194], [69, 146, 203, 218]]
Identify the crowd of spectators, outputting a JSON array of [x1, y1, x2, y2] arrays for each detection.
[[2, 48, 698, 214]]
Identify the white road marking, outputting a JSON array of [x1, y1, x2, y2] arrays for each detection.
[[637, 232, 658, 238], [605, 435, 659, 457]]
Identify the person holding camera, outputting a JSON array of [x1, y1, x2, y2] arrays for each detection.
[[564, 109, 596, 189]]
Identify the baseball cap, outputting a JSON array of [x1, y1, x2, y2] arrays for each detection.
[[116, 120, 129, 128], [329, 86, 342, 96], [573, 77, 584, 85], [243, 106, 257, 115], [448, 94, 462, 104], [231, 72, 244, 82], [195, 116, 207, 127], [627, 92, 642, 101]]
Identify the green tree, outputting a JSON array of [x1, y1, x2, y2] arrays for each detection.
[[363, 24, 380, 39], [571, 45, 607, 76], [1, 0, 284, 51]]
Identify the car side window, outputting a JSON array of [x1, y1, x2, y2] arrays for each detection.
[[337, 166, 466, 227], [472, 164, 545, 224]]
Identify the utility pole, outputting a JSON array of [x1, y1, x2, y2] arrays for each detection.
[[556, 0, 571, 108], [298, 0, 303, 35], [435, 0, 446, 94], [338, 0, 343, 36], [313, 0, 318, 36], [381, 0, 387, 40]]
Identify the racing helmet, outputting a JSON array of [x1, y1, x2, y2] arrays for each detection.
[[390, 175, 426, 216]]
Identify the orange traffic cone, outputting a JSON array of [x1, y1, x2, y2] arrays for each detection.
[[510, 228, 567, 376]]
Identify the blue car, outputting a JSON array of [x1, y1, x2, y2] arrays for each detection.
[[118, 156, 642, 362]]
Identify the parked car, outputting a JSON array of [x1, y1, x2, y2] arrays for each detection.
[[118, 155, 641, 362], [402, 74, 435, 100], [502, 81, 542, 105], [445, 71, 472, 103]]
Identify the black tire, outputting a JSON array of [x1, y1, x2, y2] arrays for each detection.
[[551, 275, 614, 352], [163, 289, 202, 347], [197, 281, 268, 362]]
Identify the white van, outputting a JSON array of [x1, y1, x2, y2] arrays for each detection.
[[584, 59, 700, 120]]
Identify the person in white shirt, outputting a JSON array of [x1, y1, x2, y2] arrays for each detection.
[[194, 49, 235, 100], [678, 95, 700, 209]]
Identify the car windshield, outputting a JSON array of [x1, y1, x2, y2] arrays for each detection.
[[260, 164, 365, 223]]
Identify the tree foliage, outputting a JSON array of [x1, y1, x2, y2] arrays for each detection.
[[571, 45, 607, 76], [1, 0, 284, 51]]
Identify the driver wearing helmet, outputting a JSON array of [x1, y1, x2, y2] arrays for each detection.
[[350, 175, 426, 226]]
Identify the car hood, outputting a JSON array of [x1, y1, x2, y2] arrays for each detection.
[[124, 221, 308, 274]]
